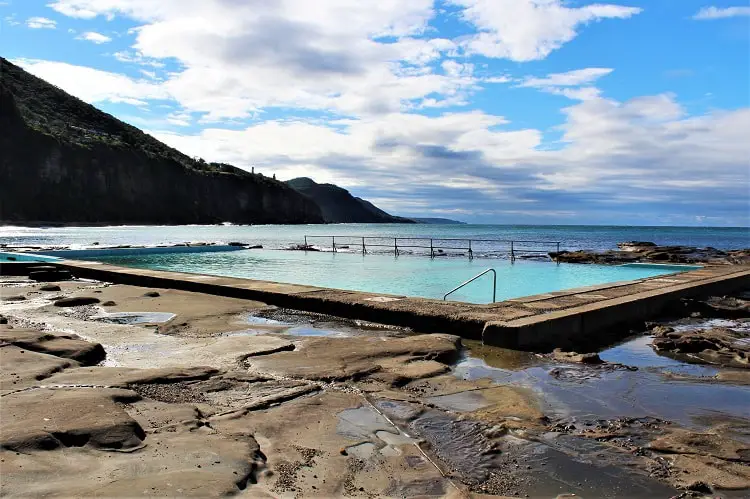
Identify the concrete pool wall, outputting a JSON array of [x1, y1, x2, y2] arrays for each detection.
[[2, 259, 749, 351]]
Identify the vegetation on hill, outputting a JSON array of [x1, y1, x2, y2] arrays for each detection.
[[0, 57, 322, 225]]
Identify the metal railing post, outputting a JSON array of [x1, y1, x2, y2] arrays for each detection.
[[430, 239, 434, 258], [511, 241, 515, 262], [304, 235, 308, 252], [362, 237, 366, 255], [444, 268, 496, 303], [394, 238, 398, 256], [332, 236, 336, 253], [556, 242, 560, 264]]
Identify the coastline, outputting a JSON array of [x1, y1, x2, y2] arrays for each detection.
[[1, 273, 748, 496]]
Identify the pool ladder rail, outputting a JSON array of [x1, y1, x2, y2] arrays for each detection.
[[443, 268, 497, 303]]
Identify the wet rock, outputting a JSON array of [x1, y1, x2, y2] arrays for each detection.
[[650, 429, 750, 463], [0, 328, 105, 366], [551, 348, 603, 364], [39, 284, 61, 292], [651, 326, 749, 368], [666, 294, 750, 320], [618, 241, 658, 251], [2, 295, 26, 302], [53, 296, 100, 307], [0, 315, 7, 324], [101, 300, 117, 306], [143, 291, 161, 297], [551, 243, 748, 265]]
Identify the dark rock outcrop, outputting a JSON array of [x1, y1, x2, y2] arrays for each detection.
[[53, 297, 100, 307], [0, 58, 323, 225], [651, 326, 749, 369], [550, 241, 750, 265], [0, 327, 106, 366], [286, 177, 413, 223]]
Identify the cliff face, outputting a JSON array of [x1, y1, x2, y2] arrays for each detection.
[[286, 177, 413, 224], [0, 58, 323, 225]]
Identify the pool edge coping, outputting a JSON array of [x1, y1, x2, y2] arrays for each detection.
[[3, 258, 749, 352]]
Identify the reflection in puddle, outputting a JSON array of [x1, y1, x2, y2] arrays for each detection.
[[336, 405, 417, 459], [455, 335, 750, 430], [427, 390, 491, 412], [92, 311, 176, 324], [284, 326, 351, 338]]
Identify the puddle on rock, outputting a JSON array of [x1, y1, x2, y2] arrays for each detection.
[[502, 433, 678, 498], [374, 399, 424, 421], [426, 390, 491, 412], [337, 405, 417, 459], [248, 307, 410, 339], [284, 325, 351, 338], [91, 311, 176, 325], [455, 335, 750, 431], [408, 410, 497, 485]]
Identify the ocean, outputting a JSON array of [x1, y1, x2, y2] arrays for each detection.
[[1, 224, 748, 253], [1, 224, 747, 253]]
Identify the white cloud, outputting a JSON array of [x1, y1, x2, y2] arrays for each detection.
[[144, 94, 749, 219], [693, 6, 750, 20], [520, 68, 613, 88], [450, 0, 642, 61], [77, 31, 112, 43], [517, 68, 612, 101], [26, 16, 56, 29], [48, 0, 99, 19], [13, 58, 168, 104], [44, 0, 472, 119]]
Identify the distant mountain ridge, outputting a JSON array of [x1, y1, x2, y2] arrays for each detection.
[[286, 177, 414, 224], [410, 217, 466, 224], [0, 57, 322, 225]]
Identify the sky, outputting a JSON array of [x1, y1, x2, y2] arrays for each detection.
[[3, 1, 749, 226]]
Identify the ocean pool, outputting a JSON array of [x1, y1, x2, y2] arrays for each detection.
[[91, 249, 700, 304]]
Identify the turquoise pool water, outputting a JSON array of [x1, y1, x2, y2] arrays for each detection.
[[0, 251, 60, 263], [92, 249, 699, 304]]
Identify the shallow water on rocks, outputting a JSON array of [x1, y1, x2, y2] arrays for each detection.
[[91, 311, 176, 325], [245, 308, 410, 339], [455, 335, 750, 430]]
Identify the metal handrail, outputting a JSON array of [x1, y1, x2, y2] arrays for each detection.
[[444, 268, 496, 303]]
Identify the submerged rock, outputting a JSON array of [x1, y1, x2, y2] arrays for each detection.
[[39, 284, 61, 292]]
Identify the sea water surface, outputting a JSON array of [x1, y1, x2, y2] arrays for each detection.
[[1, 224, 748, 252]]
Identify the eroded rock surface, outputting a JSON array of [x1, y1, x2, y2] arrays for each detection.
[[248, 334, 461, 383], [550, 241, 750, 265], [0, 326, 105, 365], [651, 326, 749, 368]]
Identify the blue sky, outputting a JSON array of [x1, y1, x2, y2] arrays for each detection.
[[3, 0, 749, 226]]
